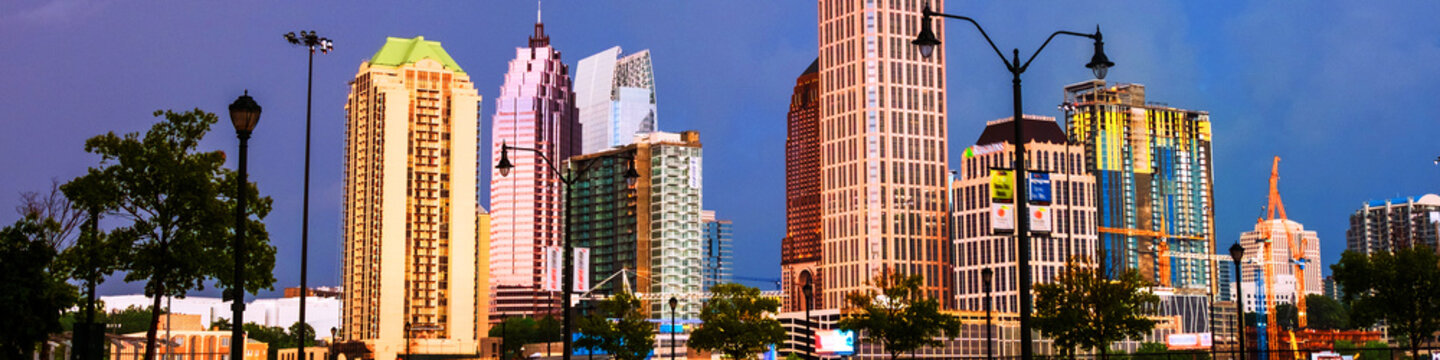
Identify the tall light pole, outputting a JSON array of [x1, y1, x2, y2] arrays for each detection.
[[668, 297, 679, 360], [228, 91, 262, 360], [496, 142, 639, 360], [1230, 243, 1246, 360], [283, 30, 333, 360], [983, 267, 994, 360], [803, 279, 814, 360], [913, 6, 1113, 359]]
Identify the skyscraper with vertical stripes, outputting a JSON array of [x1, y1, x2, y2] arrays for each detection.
[[817, 0, 952, 310], [341, 35, 481, 360], [489, 14, 579, 322], [782, 59, 822, 313]]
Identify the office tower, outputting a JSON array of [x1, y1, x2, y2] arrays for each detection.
[[474, 209, 491, 339], [816, 0, 952, 310], [569, 131, 704, 318], [575, 46, 658, 154], [1346, 194, 1440, 255], [489, 15, 580, 321], [341, 36, 480, 359], [1063, 80, 1215, 332], [951, 115, 1098, 313], [1322, 275, 1342, 302], [781, 59, 821, 312], [1215, 255, 1235, 302], [701, 210, 734, 291], [1238, 218, 1321, 313]]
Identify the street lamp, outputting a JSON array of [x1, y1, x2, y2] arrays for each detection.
[[982, 267, 994, 360], [914, 6, 1113, 360], [803, 278, 814, 360], [228, 90, 261, 360], [668, 297, 679, 360], [283, 30, 333, 360], [1229, 242, 1246, 360], [496, 142, 639, 360]]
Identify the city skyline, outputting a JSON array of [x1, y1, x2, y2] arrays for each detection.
[[3, 1, 1440, 299]]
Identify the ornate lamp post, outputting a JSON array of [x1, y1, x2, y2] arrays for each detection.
[[1230, 242, 1246, 360], [228, 91, 261, 360], [914, 6, 1113, 359], [496, 142, 639, 360], [283, 30, 333, 360]]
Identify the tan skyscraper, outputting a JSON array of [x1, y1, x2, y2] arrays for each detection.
[[341, 36, 481, 359], [817, 0, 952, 309]]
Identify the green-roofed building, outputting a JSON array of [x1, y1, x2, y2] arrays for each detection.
[[341, 35, 486, 360]]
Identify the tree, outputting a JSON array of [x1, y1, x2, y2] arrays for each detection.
[[1034, 258, 1160, 360], [575, 291, 654, 360], [687, 283, 786, 360], [488, 317, 540, 360], [1274, 303, 1298, 330], [1132, 342, 1209, 360], [1331, 247, 1440, 358], [288, 321, 317, 348], [0, 214, 80, 359], [68, 109, 276, 360], [1303, 294, 1348, 330], [836, 270, 961, 360]]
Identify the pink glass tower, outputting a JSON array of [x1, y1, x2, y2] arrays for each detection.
[[488, 11, 579, 322]]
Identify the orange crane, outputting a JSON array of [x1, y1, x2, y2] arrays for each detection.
[[1256, 156, 1309, 358]]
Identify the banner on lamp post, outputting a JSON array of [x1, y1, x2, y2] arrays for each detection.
[[1028, 172, 1052, 205], [991, 203, 1015, 233], [573, 247, 591, 293], [542, 246, 562, 292], [1029, 205, 1053, 233], [989, 168, 1014, 203]]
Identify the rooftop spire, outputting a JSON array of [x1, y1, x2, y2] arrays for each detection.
[[528, 0, 550, 48]]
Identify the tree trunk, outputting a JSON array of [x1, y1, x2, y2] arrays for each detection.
[[143, 286, 163, 360], [1100, 345, 1108, 360]]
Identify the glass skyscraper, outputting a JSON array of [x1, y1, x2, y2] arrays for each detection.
[[701, 210, 734, 291], [575, 46, 658, 154]]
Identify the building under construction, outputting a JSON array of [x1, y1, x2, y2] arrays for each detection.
[[1238, 157, 1323, 359]]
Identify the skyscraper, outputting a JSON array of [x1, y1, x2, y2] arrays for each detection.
[[951, 115, 1098, 313], [781, 59, 821, 312], [817, 0, 953, 310], [569, 131, 704, 318], [1346, 194, 1440, 256], [701, 210, 734, 291], [1063, 80, 1215, 332], [575, 46, 658, 154], [341, 36, 480, 359], [489, 14, 579, 321], [1238, 219, 1321, 312]]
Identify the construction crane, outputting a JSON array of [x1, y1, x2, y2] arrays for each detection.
[[1255, 156, 1308, 360]]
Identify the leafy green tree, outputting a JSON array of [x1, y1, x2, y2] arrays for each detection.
[[536, 315, 563, 343], [288, 321, 317, 348], [837, 270, 961, 360], [108, 306, 164, 335], [575, 291, 654, 360], [489, 317, 539, 359], [1275, 303, 1298, 330], [687, 283, 785, 360], [68, 109, 276, 360], [1132, 341, 1209, 360], [1034, 258, 1160, 360], [1333, 340, 1388, 360], [1303, 294, 1348, 330], [1331, 247, 1440, 358], [0, 214, 80, 359]]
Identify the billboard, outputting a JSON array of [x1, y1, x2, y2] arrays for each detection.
[[543, 246, 562, 291], [1166, 333, 1213, 350], [1028, 172, 1052, 204], [574, 247, 591, 292], [814, 329, 856, 355]]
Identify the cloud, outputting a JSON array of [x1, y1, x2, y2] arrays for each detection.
[[2, 0, 109, 27]]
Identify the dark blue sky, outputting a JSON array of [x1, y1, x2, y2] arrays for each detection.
[[2, 1, 1437, 298]]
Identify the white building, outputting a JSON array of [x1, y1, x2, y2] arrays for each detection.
[[574, 46, 658, 154]]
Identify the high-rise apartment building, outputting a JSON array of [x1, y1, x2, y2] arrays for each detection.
[[817, 0, 952, 310], [489, 16, 580, 321], [1215, 255, 1235, 302], [1346, 194, 1440, 255], [701, 210, 734, 291], [569, 131, 704, 318], [781, 59, 822, 312], [341, 36, 481, 359], [1063, 80, 1216, 332], [1322, 275, 1342, 302], [951, 115, 1098, 313], [1238, 219, 1321, 312], [575, 46, 658, 154]]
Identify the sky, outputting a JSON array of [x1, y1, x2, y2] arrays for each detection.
[[2, 0, 1438, 299]]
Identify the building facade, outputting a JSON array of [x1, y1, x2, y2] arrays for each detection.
[[1238, 219, 1322, 313], [489, 17, 580, 322], [1346, 194, 1440, 255], [341, 36, 480, 359], [701, 210, 734, 291], [569, 131, 704, 319], [951, 115, 1099, 314], [1215, 255, 1235, 302], [1062, 80, 1216, 332], [575, 46, 658, 154], [782, 59, 823, 312], [817, 0, 953, 310]]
